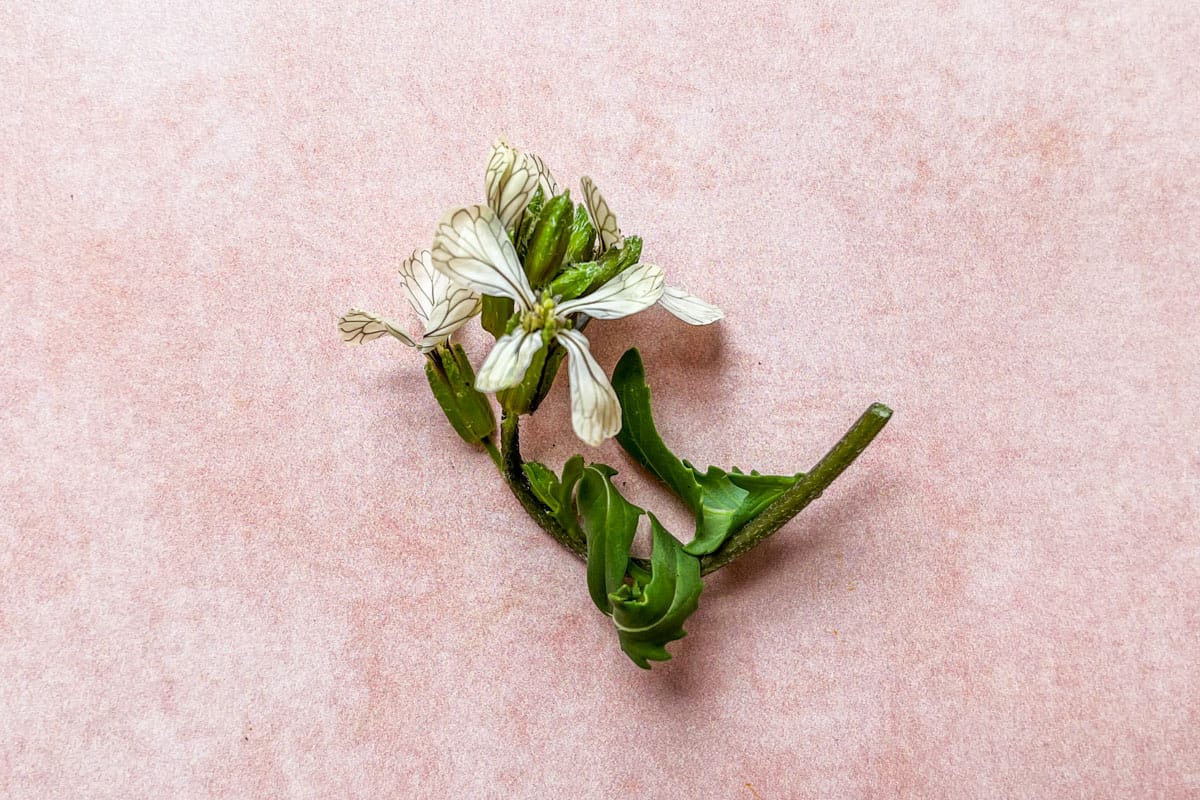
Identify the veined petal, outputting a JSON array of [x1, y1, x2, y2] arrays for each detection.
[[527, 151, 559, 198], [417, 284, 481, 351], [485, 140, 539, 231], [338, 309, 416, 346], [556, 262, 665, 320], [658, 285, 724, 325], [580, 176, 622, 253], [475, 328, 544, 392], [431, 205, 536, 310], [555, 329, 621, 447], [398, 249, 474, 325]]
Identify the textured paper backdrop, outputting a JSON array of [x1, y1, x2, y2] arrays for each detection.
[[2, 2, 1198, 797]]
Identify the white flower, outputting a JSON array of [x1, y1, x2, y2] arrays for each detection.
[[338, 249, 480, 353], [430, 204, 665, 446], [485, 139, 558, 231], [579, 175, 724, 326]]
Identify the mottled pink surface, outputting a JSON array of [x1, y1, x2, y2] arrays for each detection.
[[3, 2, 1199, 797]]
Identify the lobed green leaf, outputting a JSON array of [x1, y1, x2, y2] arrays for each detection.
[[609, 514, 703, 669], [523, 455, 584, 538], [577, 464, 643, 615], [611, 349, 804, 556]]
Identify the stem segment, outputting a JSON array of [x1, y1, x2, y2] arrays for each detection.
[[698, 403, 892, 575], [499, 414, 588, 560], [481, 435, 502, 470]]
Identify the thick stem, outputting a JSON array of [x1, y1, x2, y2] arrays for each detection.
[[499, 414, 588, 560], [698, 403, 893, 575]]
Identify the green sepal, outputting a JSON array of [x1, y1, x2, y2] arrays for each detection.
[[611, 349, 804, 555], [563, 203, 596, 265], [424, 344, 496, 444], [515, 187, 545, 260], [528, 338, 566, 413], [523, 455, 584, 539], [577, 464, 643, 615], [609, 514, 703, 669], [524, 191, 575, 287], [496, 330, 556, 415], [480, 296, 514, 339]]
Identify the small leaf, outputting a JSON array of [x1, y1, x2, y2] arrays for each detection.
[[686, 465, 799, 555], [523, 461, 560, 508], [523, 455, 584, 537], [610, 514, 703, 669]]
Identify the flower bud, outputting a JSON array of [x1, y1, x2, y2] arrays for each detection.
[[425, 344, 496, 444]]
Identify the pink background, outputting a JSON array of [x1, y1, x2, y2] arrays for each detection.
[[3, 2, 1198, 797]]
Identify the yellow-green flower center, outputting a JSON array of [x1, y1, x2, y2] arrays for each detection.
[[521, 294, 561, 334]]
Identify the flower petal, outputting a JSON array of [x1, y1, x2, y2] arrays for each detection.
[[397, 249, 480, 349], [475, 328, 544, 392], [555, 329, 621, 447], [556, 262, 665, 320], [417, 287, 481, 352], [397, 249, 441, 323], [338, 309, 416, 346], [485, 140, 539, 231], [527, 151, 559, 198], [431, 205, 536, 310], [658, 285, 724, 325], [580, 176, 622, 253]]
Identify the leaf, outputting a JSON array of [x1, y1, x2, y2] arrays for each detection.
[[577, 464, 643, 615], [523, 455, 584, 537], [611, 349, 703, 511], [611, 349, 804, 555], [609, 514, 703, 669], [686, 465, 800, 555]]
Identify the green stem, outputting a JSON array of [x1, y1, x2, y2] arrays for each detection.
[[499, 414, 588, 560], [481, 435, 502, 471], [698, 403, 893, 575]]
